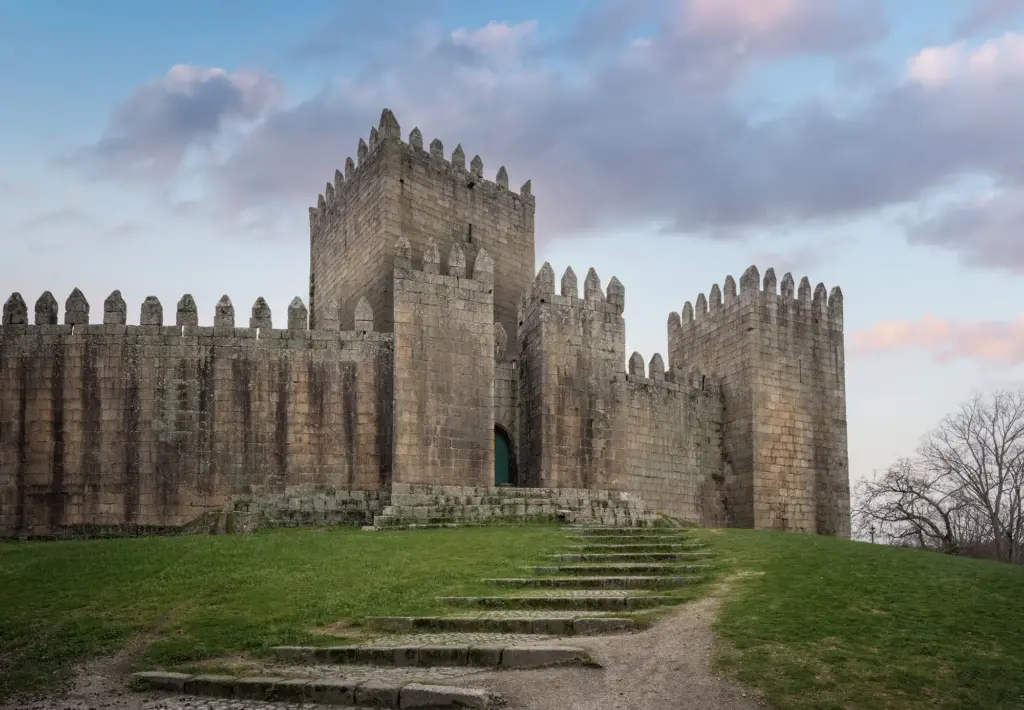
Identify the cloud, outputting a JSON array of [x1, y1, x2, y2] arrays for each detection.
[[905, 31, 1024, 86], [73, 65, 283, 179], [852, 315, 1024, 365], [750, 234, 855, 274], [207, 3, 890, 237], [953, 0, 1024, 39], [5, 206, 147, 254], [71, 4, 1024, 274], [679, 0, 885, 57], [450, 20, 538, 60], [906, 187, 1024, 275], [289, 0, 443, 60]]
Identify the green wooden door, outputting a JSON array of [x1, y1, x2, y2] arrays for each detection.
[[494, 428, 512, 485]]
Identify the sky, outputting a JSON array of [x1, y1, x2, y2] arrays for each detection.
[[2, 0, 1024, 491]]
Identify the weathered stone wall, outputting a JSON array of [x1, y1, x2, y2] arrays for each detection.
[[375, 483, 655, 528], [494, 357, 519, 481], [391, 237, 495, 487], [517, 263, 627, 490], [623, 355, 725, 525], [0, 290, 393, 538], [667, 266, 849, 536], [308, 109, 536, 341]]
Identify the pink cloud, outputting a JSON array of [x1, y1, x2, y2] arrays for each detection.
[[684, 0, 805, 33], [851, 314, 1024, 364], [674, 0, 880, 57], [906, 32, 1024, 86]]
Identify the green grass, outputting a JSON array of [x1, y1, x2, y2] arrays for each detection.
[[0, 523, 564, 700], [709, 528, 1024, 710], [7, 522, 1024, 709]]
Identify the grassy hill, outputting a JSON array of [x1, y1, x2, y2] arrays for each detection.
[[711, 529, 1024, 710], [2, 523, 1023, 708]]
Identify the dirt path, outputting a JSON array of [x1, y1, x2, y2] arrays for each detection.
[[469, 594, 770, 710]]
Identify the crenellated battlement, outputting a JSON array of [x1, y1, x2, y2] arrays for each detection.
[[522, 262, 625, 318], [1, 290, 386, 342], [392, 236, 494, 287], [308, 108, 534, 231], [667, 264, 843, 372], [626, 352, 721, 396], [307, 108, 534, 340]]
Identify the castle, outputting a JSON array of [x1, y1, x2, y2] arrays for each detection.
[[0, 109, 850, 538]]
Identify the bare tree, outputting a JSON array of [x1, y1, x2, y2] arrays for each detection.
[[855, 390, 1024, 564], [853, 458, 968, 554]]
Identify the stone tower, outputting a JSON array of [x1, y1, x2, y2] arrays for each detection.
[[667, 267, 849, 536], [307, 109, 536, 340]]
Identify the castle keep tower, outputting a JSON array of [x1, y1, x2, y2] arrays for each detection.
[[307, 109, 536, 341]]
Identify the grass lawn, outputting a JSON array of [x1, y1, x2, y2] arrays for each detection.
[[709, 528, 1024, 710], [6, 522, 1024, 709], [0, 523, 565, 700]]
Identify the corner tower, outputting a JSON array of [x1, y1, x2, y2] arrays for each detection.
[[307, 109, 536, 340], [667, 266, 850, 537]]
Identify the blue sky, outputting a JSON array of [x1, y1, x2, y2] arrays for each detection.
[[2, 0, 1024, 490]]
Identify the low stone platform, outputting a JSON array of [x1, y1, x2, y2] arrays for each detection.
[[372, 484, 657, 529]]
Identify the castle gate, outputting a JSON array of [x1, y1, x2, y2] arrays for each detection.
[[494, 425, 513, 485]]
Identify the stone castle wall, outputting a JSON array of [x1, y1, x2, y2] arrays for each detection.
[[308, 110, 535, 341], [517, 263, 629, 490], [391, 237, 495, 487], [667, 266, 849, 535], [0, 289, 392, 538], [623, 356, 726, 525]]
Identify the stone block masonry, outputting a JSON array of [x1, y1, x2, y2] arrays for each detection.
[[391, 237, 495, 487], [518, 263, 628, 491], [667, 266, 849, 536], [624, 357, 726, 525], [308, 109, 535, 342], [0, 289, 393, 538]]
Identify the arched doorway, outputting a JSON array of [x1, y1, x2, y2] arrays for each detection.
[[494, 425, 513, 486]]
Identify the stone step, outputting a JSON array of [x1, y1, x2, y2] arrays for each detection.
[[564, 526, 677, 535], [530, 563, 711, 576], [567, 542, 706, 552], [483, 575, 701, 589], [132, 670, 501, 708], [553, 552, 714, 562], [271, 643, 595, 669], [438, 594, 681, 612], [367, 613, 638, 635], [372, 513, 654, 529], [567, 534, 694, 542]]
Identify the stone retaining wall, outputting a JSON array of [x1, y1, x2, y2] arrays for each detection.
[[373, 483, 656, 528]]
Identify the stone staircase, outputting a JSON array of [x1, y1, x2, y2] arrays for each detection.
[[131, 523, 713, 708]]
